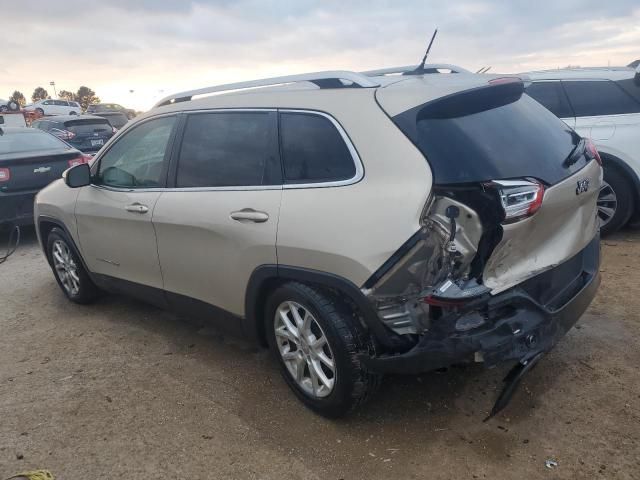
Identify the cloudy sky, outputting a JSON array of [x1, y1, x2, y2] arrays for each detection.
[[2, 0, 638, 111]]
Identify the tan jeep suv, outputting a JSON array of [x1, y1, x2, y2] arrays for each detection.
[[35, 66, 602, 417]]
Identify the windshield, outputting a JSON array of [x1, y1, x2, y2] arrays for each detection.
[[0, 130, 71, 154], [392, 84, 583, 185]]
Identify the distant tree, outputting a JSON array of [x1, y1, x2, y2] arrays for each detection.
[[9, 90, 26, 107], [76, 86, 100, 111], [31, 87, 50, 102], [58, 90, 78, 102]]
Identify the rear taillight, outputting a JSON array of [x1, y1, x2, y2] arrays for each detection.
[[52, 129, 76, 141], [585, 138, 602, 167], [68, 154, 91, 168], [492, 179, 545, 224], [0, 167, 10, 182]]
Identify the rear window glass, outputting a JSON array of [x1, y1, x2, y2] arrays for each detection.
[[0, 130, 70, 154], [392, 85, 582, 185], [280, 112, 356, 184], [176, 111, 280, 188], [65, 120, 112, 135], [525, 82, 574, 118], [563, 80, 640, 117]]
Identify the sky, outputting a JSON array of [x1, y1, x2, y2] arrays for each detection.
[[1, 0, 639, 111]]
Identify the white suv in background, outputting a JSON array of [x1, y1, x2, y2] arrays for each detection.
[[523, 64, 640, 234], [24, 99, 82, 116]]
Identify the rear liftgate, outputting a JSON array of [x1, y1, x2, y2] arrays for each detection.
[[366, 79, 603, 418]]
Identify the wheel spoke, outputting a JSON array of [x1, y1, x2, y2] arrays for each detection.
[[598, 206, 615, 219], [279, 309, 299, 340], [309, 358, 333, 392], [315, 351, 334, 370], [295, 355, 306, 382], [288, 302, 304, 329], [275, 326, 298, 345]]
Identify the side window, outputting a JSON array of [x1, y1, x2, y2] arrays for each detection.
[[96, 116, 176, 188], [525, 82, 574, 118], [54, 100, 68, 106], [279, 112, 356, 184], [43, 100, 51, 105], [563, 80, 640, 117], [176, 111, 280, 188]]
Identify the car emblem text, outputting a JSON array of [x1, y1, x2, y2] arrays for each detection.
[[576, 179, 590, 195], [33, 166, 51, 173]]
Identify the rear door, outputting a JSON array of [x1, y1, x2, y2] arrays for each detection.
[[75, 115, 178, 294], [153, 110, 282, 317], [562, 79, 640, 158]]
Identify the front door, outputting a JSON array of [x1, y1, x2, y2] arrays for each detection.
[[152, 110, 282, 317], [75, 115, 178, 292]]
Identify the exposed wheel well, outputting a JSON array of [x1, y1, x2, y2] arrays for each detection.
[[245, 266, 416, 352]]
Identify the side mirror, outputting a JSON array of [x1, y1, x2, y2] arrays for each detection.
[[64, 163, 91, 188]]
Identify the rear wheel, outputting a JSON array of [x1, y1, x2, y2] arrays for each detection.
[[7, 100, 19, 111], [35, 108, 44, 116], [69, 111, 77, 115], [599, 166, 634, 236], [46, 228, 99, 304], [266, 282, 381, 417]]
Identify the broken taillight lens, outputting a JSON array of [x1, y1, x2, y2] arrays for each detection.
[[492, 179, 545, 224]]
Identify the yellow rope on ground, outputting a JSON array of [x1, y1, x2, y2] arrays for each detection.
[[6, 471, 54, 480]]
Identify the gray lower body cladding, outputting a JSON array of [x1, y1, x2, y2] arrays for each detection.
[[362, 233, 600, 374]]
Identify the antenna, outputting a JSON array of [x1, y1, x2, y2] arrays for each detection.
[[414, 28, 438, 73]]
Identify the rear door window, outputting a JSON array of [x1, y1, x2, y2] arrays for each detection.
[[562, 80, 640, 116], [279, 112, 356, 184], [176, 111, 280, 188], [525, 82, 574, 118], [96, 116, 176, 188]]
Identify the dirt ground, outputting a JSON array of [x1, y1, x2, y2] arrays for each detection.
[[0, 227, 639, 479]]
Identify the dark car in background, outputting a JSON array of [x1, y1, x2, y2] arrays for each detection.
[[92, 111, 129, 131], [32, 115, 115, 153], [86, 103, 135, 119], [0, 127, 89, 225]]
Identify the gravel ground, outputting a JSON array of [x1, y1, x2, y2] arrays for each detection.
[[0, 227, 639, 479]]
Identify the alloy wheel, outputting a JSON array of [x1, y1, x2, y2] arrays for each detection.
[[52, 240, 80, 296], [274, 301, 336, 398], [597, 181, 618, 228]]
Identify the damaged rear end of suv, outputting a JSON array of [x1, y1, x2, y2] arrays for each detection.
[[361, 76, 602, 417]]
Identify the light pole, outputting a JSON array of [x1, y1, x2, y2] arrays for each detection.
[[49, 81, 57, 97]]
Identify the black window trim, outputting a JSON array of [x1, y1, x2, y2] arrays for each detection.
[[162, 108, 364, 192], [88, 112, 180, 192], [560, 78, 640, 117], [527, 79, 576, 119]]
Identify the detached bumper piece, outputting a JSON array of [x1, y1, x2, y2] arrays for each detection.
[[363, 235, 600, 375]]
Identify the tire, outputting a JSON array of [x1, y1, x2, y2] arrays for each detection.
[[69, 111, 77, 115], [0, 105, 7, 112], [35, 108, 44, 116], [7, 100, 19, 111], [265, 281, 381, 417], [46, 228, 99, 304], [599, 165, 634, 236]]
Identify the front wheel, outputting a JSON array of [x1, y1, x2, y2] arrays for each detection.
[[46, 228, 99, 304], [266, 282, 381, 417]]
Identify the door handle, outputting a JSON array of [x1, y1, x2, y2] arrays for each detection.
[[125, 203, 149, 214], [230, 208, 269, 223]]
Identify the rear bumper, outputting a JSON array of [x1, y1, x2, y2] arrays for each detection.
[[0, 190, 37, 225], [363, 234, 600, 374]]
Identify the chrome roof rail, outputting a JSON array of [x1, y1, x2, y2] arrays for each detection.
[[361, 64, 471, 77], [154, 71, 380, 108]]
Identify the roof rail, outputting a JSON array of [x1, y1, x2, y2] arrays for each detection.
[[153, 70, 380, 108], [361, 64, 470, 77]]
